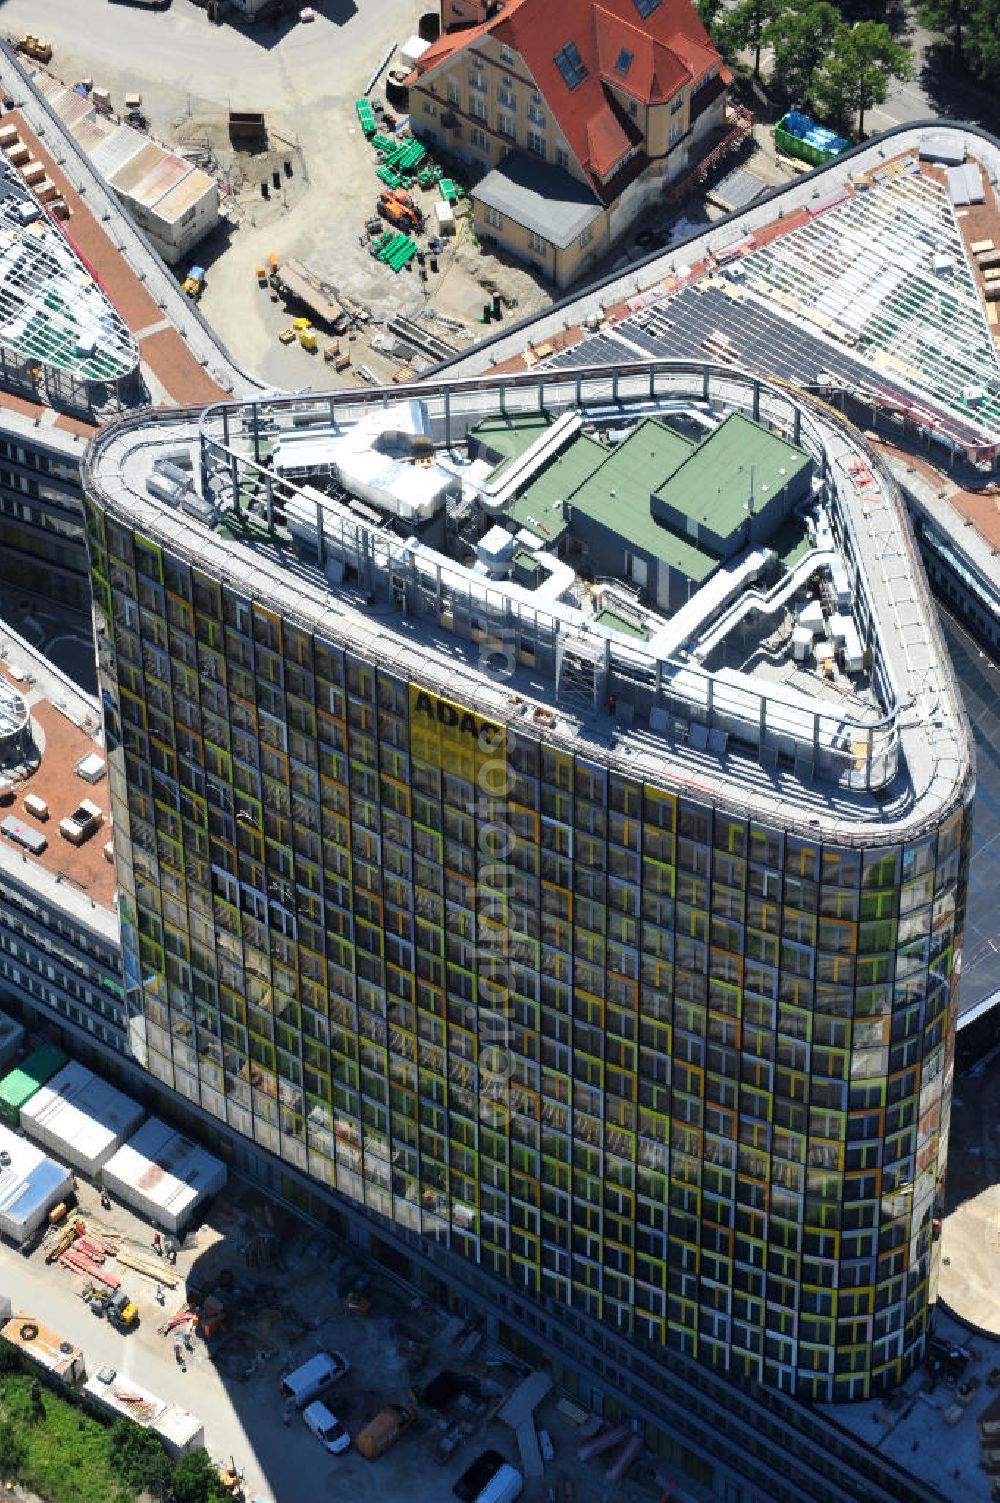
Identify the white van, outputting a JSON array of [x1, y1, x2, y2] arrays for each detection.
[[280, 1350, 349, 1409], [474, 1465, 523, 1503]]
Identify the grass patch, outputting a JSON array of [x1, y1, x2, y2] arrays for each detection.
[[0, 1351, 228, 1503], [0, 1373, 132, 1503]]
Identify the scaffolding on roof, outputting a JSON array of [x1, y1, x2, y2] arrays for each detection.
[[0, 159, 138, 384], [738, 166, 1000, 447]]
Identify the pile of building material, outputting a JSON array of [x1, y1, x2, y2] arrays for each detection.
[[59, 1226, 120, 1287], [20, 1060, 144, 1177], [101, 1117, 226, 1234]]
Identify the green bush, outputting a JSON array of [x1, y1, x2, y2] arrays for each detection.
[[170, 1449, 230, 1503], [110, 1418, 172, 1495], [0, 1418, 27, 1481]]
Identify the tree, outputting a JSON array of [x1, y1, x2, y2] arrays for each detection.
[[921, 0, 1000, 82], [918, 0, 975, 65], [817, 21, 911, 135], [110, 1418, 172, 1496], [0, 1420, 26, 1482], [717, 0, 778, 78], [964, 0, 1000, 82], [694, 0, 725, 34], [765, 0, 841, 106], [171, 1449, 230, 1503]]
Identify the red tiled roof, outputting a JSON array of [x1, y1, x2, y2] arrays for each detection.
[[586, 104, 633, 179], [593, 6, 690, 103], [411, 0, 724, 199]]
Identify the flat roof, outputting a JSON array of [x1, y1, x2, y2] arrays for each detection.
[[653, 412, 812, 540], [84, 366, 972, 849], [474, 411, 555, 480], [565, 417, 721, 576], [507, 430, 607, 542], [0, 627, 116, 910], [474, 152, 603, 250]]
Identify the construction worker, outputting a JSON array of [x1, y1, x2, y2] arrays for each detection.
[[155, 1283, 164, 1305], [173, 1336, 186, 1371], [152, 1231, 162, 1256]]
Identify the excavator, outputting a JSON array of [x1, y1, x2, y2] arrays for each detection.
[[376, 189, 423, 233], [83, 1284, 139, 1332]]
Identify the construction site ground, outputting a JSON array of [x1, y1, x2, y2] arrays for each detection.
[[0, 1154, 692, 1503], [2, 0, 554, 389], [1, 0, 802, 391]]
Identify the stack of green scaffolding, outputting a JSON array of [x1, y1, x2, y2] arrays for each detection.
[[371, 231, 418, 272]]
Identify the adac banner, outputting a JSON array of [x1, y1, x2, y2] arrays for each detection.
[[408, 683, 505, 778]]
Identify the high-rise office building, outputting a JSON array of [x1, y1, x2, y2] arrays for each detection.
[[83, 361, 972, 1409]]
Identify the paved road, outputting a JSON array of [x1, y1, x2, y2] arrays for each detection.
[[0, 1239, 284, 1498]]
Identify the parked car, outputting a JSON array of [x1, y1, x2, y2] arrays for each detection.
[[303, 1399, 350, 1455], [355, 1403, 416, 1459], [454, 1450, 505, 1502], [280, 1351, 349, 1409]]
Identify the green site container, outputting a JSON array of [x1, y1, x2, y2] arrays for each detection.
[[0, 1043, 68, 1126], [356, 99, 376, 137]]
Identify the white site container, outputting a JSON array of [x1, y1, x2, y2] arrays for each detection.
[[20, 1060, 144, 1178], [0, 1121, 74, 1244], [75, 752, 107, 784], [791, 625, 813, 663], [101, 1116, 226, 1234], [83, 1373, 204, 1456], [23, 794, 49, 821]]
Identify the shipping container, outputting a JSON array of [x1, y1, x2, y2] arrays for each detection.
[[0, 1044, 68, 1125]]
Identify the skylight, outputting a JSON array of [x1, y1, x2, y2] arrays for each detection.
[[634, 0, 663, 16], [554, 42, 589, 90], [615, 48, 634, 76]]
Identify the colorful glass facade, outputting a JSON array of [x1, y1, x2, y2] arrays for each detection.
[[85, 497, 972, 1405]]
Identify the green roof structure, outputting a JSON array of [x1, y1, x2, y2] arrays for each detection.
[[652, 412, 812, 547], [565, 418, 720, 578], [0, 1043, 68, 1126], [507, 431, 607, 544], [471, 411, 555, 483]]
